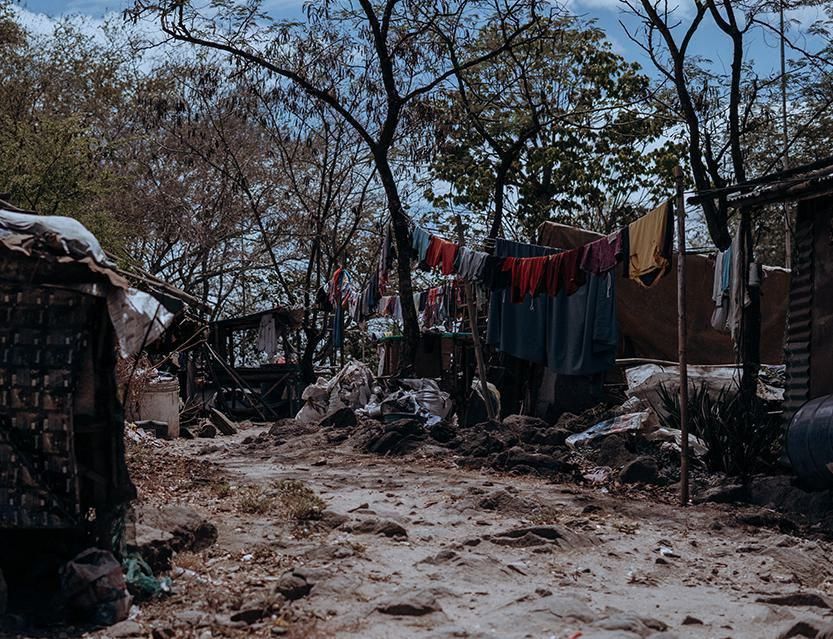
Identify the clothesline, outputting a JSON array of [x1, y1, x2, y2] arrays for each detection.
[[328, 198, 679, 330]]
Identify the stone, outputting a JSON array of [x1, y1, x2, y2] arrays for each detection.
[[777, 621, 822, 639], [681, 616, 703, 625], [276, 572, 311, 600], [592, 434, 636, 468], [758, 593, 831, 609], [210, 408, 238, 436], [619, 456, 660, 485], [693, 483, 749, 504], [817, 621, 833, 639], [594, 613, 667, 635], [229, 609, 265, 624], [376, 590, 442, 616], [537, 595, 595, 623], [197, 422, 217, 438], [351, 517, 408, 538], [107, 621, 143, 637], [174, 610, 209, 626], [320, 407, 357, 429], [319, 510, 349, 530], [129, 524, 175, 572], [493, 447, 566, 473], [139, 505, 218, 552]]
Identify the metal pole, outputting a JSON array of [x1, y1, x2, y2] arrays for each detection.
[[779, 0, 792, 266], [674, 165, 690, 506], [455, 215, 497, 422]]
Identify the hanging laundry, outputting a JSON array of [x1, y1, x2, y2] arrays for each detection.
[[710, 243, 733, 332], [454, 246, 490, 281], [411, 225, 431, 264], [378, 224, 393, 293], [545, 271, 618, 376], [544, 248, 584, 297], [726, 224, 749, 344], [425, 235, 459, 275], [256, 313, 278, 357], [503, 255, 549, 303], [328, 268, 351, 349], [487, 238, 616, 375], [481, 255, 510, 290], [486, 239, 558, 364], [580, 230, 623, 275], [624, 201, 673, 287]]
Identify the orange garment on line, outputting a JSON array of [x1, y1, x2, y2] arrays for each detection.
[[626, 200, 673, 288], [425, 236, 460, 276]]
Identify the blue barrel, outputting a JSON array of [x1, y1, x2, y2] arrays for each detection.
[[786, 394, 833, 487]]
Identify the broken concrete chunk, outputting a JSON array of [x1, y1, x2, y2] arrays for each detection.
[[210, 408, 238, 436]]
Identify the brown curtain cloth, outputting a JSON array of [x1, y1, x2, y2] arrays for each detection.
[[537, 222, 788, 364]]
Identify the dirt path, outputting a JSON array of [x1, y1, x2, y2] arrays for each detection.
[[98, 423, 833, 639]]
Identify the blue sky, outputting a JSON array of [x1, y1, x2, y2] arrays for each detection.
[[12, 0, 829, 83]]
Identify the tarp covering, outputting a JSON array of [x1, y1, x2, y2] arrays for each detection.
[[0, 208, 113, 266], [537, 222, 789, 364]]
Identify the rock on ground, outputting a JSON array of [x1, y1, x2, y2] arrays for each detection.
[[138, 504, 218, 552]]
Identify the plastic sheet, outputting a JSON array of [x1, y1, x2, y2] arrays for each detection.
[[565, 411, 653, 448], [107, 287, 176, 358], [0, 209, 112, 266]]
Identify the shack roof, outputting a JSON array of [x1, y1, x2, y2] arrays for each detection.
[[688, 156, 833, 208], [211, 307, 303, 332]]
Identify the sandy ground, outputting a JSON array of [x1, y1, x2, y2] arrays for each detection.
[[82, 421, 833, 639]]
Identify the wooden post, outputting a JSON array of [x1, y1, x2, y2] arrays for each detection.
[[455, 215, 497, 422], [674, 165, 690, 506]]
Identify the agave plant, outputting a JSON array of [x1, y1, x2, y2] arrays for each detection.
[[657, 381, 780, 477]]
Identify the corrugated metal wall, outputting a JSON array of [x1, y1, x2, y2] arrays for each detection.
[[784, 202, 815, 425]]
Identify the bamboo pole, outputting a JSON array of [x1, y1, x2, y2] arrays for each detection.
[[455, 215, 496, 422], [674, 165, 690, 506]]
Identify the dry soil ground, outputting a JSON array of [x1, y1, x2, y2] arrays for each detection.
[[83, 420, 833, 639]]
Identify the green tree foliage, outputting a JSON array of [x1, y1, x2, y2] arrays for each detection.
[[427, 16, 682, 239], [0, 4, 134, 249]]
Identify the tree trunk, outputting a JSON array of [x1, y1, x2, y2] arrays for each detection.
[[300, 328, 320, 385], [489, 159, 511, 239], [375, 154, 420, 369]]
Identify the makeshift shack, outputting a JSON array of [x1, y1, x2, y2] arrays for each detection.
[[207, 307, 304, 419], [0, 205, 174, 608], [687, 157, 833, 485]]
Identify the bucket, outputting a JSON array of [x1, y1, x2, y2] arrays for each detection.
[[786, 394, 833, 487], [134, 378, 180, 439]]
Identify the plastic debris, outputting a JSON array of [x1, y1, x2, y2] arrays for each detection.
[[566, 412, 654, 448]]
